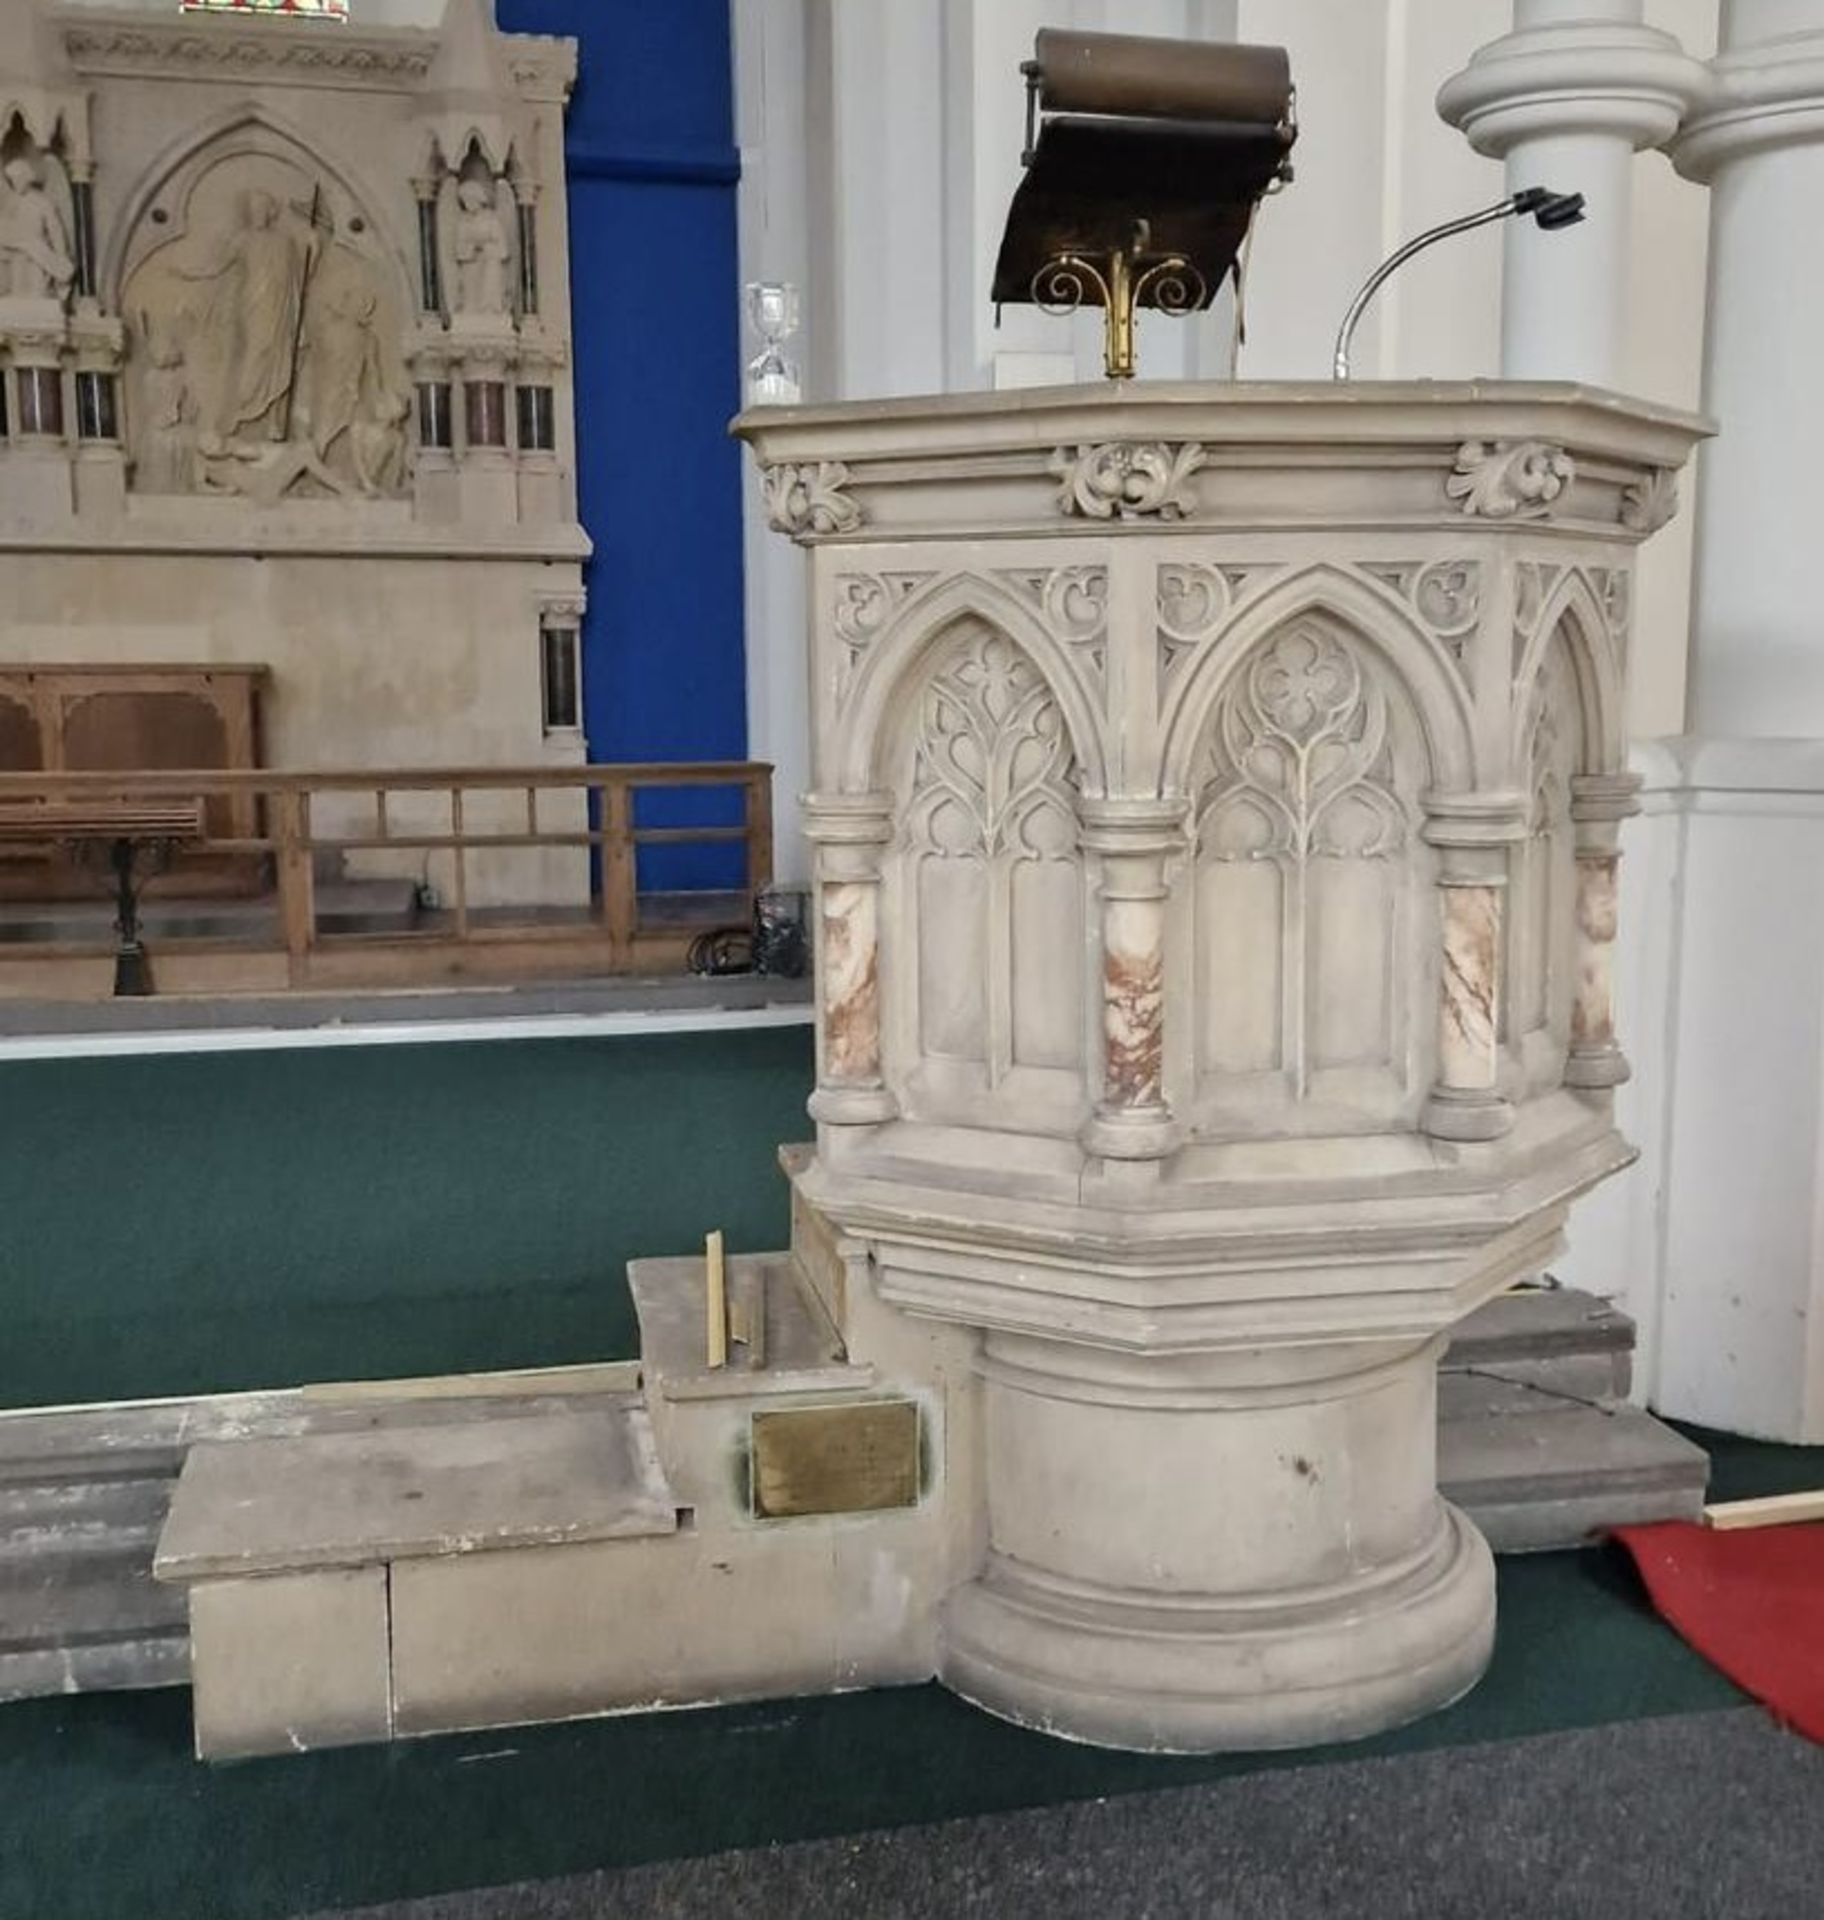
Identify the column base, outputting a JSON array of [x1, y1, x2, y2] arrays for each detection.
[[939, 1502, 1494, 1754], [807, 1083, 898, 1125], [1079, 1103, 1182, 1161], [1564, 1046, 1631, 1090], [1423, 1088, 1515, 1142]]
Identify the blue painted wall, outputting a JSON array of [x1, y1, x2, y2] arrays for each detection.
[[497, 0, 747, 785]]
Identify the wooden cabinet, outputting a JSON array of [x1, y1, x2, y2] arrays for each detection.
[[0, 665, 268, 898]]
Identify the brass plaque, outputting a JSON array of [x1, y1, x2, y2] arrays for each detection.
[[750, 1400, 920, 1520]]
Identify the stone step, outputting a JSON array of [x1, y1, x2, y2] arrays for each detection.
[[1439, 1402, 1708, 1553], [0, 1629, 190, 1700], [0, 1470, 173, 1542], [0, 1385, 645, 1705], [1443, 1286, 1634, 1402], [0, 1547, 191, 1702]]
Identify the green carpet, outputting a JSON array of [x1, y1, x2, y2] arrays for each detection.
[[0, 1026, 814, 1408], [0, 1543, 1754, 1920]]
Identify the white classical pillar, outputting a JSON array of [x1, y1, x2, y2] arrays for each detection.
[[1438, 0, 1705, 384], [1644, 3, 1824, 1442], [1675, 2, 1824, 737]]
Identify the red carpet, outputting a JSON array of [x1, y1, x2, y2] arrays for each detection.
[[1614, 1520, 1824, 1743]]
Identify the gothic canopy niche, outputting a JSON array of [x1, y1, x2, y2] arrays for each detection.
[[117, 120, 411, 501]]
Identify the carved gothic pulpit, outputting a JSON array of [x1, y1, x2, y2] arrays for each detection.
[[738, 384, 1705, 1750]]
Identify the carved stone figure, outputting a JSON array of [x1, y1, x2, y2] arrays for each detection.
[[452, 177, 511, 316], [176, 189, 317, 454], [295, 254, 408, 495], [124, 164, 411, 499], [135, 304, 198, 494], [0, 156, 76, 303]]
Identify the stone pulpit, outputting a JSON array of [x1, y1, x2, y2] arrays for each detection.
[[737, 384, 1705, 1752]]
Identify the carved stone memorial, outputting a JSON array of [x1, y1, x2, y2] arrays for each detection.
[[0, 0, 588, 899]]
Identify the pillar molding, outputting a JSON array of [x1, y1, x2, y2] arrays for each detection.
[[1077, 797, 1186, 1165], [804, 792, 898, 1128], [1437, 3, 1705, 384]]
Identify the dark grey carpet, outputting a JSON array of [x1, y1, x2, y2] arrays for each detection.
[[306, 1707, 1824, 1920]]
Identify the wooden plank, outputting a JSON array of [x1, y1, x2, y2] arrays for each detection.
[[0, 800, 205, 840], [599, 775, 635, 969], [704, 1230, 728, 1370], [272, 788, 314, 985], [1702, 1489, 1824, 1531], [300, 1361, 642, 1404]]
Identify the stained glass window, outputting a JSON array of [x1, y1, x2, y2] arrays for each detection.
[[180, 0, 349, 19]]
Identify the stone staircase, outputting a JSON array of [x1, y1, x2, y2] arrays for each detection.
[[1439, 1287, 1709, 1551], [0, 1429, 190, 1699], [0, 1288, 1708, 1703]]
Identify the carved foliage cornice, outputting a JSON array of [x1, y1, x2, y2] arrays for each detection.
[[1053, 442, 1204, 522], [1619, 466, 1678, 535], [60, 18, 576, 99], [763, 462, 863, 540], [1446, 440, 1574, 520], [63, 21, 436, 89]]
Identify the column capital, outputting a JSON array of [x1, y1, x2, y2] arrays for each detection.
[[1438, 21, 1706, 157], [802, 790, 895, 845], [1420, 791, 1529, 849], [1673, 31, 1824, 182], [1076, 795, 1189, 859], [1569, 769, 1642, 824]]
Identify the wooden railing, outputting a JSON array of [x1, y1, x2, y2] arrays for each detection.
[[0, 762, 774, 998]]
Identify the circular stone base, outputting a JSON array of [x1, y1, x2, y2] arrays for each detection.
[[938, 1502, 1495, 1754]]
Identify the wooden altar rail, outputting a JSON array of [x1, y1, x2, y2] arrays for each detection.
[[0, 762, 773, 999]]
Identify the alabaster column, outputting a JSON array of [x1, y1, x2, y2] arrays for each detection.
[[1563, 772, 1638, 1091], [1079, 799, 1184, 1164], [1439, 0, 1704, 384], [804, 792, 897, 1130], [1422, 812, 1517, 1142], [940, 1330, 1495, 1753]]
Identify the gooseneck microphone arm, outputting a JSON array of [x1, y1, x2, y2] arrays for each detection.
[[1331, 186, 1585, 381]]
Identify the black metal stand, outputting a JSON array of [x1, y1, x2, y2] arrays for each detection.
[[71, 835, 175, 999], [109, 836, 152, 997]]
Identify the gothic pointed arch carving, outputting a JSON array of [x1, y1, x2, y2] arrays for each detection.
[[1509, 568, 1621, 780], [836, 570, 1110, 799], [104, 102, 410, 311], [1158, 562, 1477, 798]]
